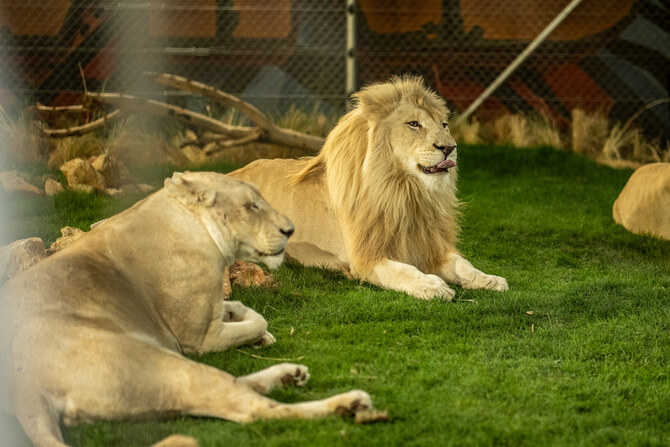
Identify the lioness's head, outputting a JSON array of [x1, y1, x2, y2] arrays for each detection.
[[355, 75, 457, 190], [165, 172, 294, 269]]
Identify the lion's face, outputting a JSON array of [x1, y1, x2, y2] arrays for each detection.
[[388, 102, 457, 189], [165, 172, 294, 269]]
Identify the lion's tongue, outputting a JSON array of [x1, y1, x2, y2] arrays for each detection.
[[437, 159, 456, 169]]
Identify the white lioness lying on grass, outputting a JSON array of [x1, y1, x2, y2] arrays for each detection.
[[1, 172, 372, 447], [231, 76, 507, 300]]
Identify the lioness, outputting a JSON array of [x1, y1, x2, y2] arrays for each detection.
[[230, 76, 508, 300], [1, 172, 372, 447]]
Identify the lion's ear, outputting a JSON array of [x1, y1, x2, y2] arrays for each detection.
[[165, 172, 216, 207]]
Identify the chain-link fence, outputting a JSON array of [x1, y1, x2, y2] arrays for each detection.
[[1, 0, 668, 138]]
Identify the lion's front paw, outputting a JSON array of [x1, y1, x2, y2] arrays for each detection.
[[411, 274, 456, 301], [278, 363, 310, 388], [253, 331, 276, 348], [464, 274, 508, 292], [333, 390, 373, 416]]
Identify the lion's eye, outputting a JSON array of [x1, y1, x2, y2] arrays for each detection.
[[246, 203, 260, 211], [442, 123, 448, 129], [407, 121, 421, 129]]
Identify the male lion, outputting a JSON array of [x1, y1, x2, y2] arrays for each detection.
[[1, 172, 372, 447], [230, 76, 508, 300]]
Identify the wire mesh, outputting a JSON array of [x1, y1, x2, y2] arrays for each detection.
[[0, 0, 668, 138]]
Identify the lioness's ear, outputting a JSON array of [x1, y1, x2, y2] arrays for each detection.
[[165, 172, 216, 207], [164, 171, 187, 195]]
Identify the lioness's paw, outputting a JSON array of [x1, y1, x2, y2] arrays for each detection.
[[411, 274, 456, 301], [333, 390, 373, 416], [253, 331, 276, 348], [464, 274, 508, 292], [278, 363, 310, 388]]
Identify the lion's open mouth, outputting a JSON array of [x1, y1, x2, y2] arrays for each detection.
[[419, 159, 456, 174]]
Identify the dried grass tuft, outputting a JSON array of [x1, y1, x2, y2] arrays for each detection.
[[0, 107, 45, 167], [107, 116, 190, 166], [47, 134, 105, 168], [570, 109, 609, 157], [451, 114, 482, 145]]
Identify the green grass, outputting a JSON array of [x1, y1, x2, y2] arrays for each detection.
[[3, 146, 669, 446]]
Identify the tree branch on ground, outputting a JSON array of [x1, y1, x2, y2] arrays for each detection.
[[37, 109, 125, 138], [36, 74, 325, 153], [145, 72, 324, 152], [85, 92, 253, 138]]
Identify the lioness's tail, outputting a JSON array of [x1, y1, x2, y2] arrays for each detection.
[[150, 434, 199, 447], [15, 393, 199, 447]]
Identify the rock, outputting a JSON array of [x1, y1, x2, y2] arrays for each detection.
[[137, 183, 157, 193], [49, 226, 84, 252], [228, 260, 274, 288], [613, 162, 670, 240], [119, 184, 140, 194], [44, 178, 64, 195], [0, 237, 47, 280], [60, 158, 106, 192], [222, 267, 232, 299], [222, 261, 274, 300], [0, 171, 44, 196], [91, 154, 132, 188]]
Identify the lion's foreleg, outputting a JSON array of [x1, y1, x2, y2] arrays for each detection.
[[439, 253, 508, 291], [365, 259, 455, 300]]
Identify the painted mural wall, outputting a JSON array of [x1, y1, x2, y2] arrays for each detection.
[[0, 0, 667, 138]]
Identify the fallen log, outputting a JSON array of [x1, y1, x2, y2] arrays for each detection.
[[37, 74, 326, 153], [145, 72, 324, 152]]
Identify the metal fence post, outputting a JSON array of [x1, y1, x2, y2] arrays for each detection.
[[346, 0, 357, 109], [455, 0, 585, 126]]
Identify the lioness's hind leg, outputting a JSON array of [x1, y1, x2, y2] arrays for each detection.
[[152, 355, 372, 423], [237, 363, 310, 394]]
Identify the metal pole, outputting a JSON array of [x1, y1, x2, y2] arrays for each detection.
[[345, 0, 357, 109], [454, 0, 584, 126]]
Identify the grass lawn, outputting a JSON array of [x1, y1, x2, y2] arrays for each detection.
[[2, 146, 669, 446]]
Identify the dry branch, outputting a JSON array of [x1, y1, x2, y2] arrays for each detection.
[[145, 72, 274, 129], [38, 109, 124, 138], [86, 92, 254, 138], [39, 75, 325, 154], [204, 129, 262, 155], [35, 103, 84, 113], [145, 72, 325, 152]]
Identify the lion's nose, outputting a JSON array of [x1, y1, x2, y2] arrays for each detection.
[[280, 226, 294, 238], [434, 143, 456, 156]]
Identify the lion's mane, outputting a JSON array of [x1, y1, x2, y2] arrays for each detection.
[[293, 76, 460, 277]]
